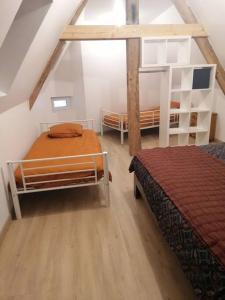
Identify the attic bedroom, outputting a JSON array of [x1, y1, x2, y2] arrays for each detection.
[[1, 0, 225, 299]]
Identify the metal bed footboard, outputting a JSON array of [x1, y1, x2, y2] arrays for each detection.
[[101, 109, 127, 145], [7, 152, 110, 220]]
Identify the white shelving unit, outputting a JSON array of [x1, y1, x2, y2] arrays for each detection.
[[160, 64, 217, 147], [141, 36, 216, 147], [141, 36, 191, 68]]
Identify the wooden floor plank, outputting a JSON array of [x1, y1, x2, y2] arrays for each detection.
[[0, 131, 195, 300]]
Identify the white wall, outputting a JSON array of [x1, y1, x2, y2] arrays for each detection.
[[0, 0, 51, 94], [0, 0, 84, 234], [0, 169, 10, 232], [140, 0, 171, 24], [78, 0, 169, 129], [34, 0, 165, 131], [33, 42, 86, 124], [0, 0, 81, 113], [188, 0, 225, 67], [35, 39, 162, 132], [0, 0, 23, 48], [0, 101, 38, 231], [81, 40, 127, 127], [188, 0, 225, 141]]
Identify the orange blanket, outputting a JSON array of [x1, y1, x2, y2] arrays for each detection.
[[15, 130, 108, 189]]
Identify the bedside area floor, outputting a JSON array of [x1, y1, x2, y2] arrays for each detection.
[[0, 130, 195, 300]]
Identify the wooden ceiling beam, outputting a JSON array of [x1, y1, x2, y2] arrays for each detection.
[[29, 0, 88, 110], [60, 24, 207, 41], [172, 0, 225, 94]]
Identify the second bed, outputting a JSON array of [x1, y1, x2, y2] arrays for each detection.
[[8, 120, 111, 219]]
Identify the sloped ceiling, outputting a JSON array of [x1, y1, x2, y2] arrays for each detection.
[[188, 0, 225, 68], [0, 0, 81, 113], [0, 0, 23, 48], [140, 0, 172, 23], [0, 0, 52, 95], [79, 0, 172, 24], [0, 0, 224, 114]]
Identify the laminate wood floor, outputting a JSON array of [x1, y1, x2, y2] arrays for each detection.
[[0, 130, 195, 300]]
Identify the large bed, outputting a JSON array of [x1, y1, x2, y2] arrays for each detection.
[[129, 143, 225, 299], [8, 120, 110, 219]]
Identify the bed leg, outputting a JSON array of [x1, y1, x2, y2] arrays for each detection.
[[134, 175, 141, 199], [101, 121, 104, 136], [12, 193, 22, 220], [121, 130, 124, 145], [104, 180, 110, 207], [103, 152, 110, 206], [7, 162, 22, 219]]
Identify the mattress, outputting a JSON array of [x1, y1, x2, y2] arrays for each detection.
[[103, 101, 179, 130], [129, 144, 225, 299], [15, 129, 107, 189]]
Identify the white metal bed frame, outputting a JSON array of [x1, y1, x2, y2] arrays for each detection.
[[7, 120, 110, 220], [101, 108, 178, 145]]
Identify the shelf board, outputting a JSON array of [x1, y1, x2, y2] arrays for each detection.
[[139, 66, 169, 73], [171, 65, 193, 69], [192, 88, 212, 92], [171, 88, 192, 93], [171, 64, 216, 70], [169, 128, 187, 135], [190, 108, 210, 113], [171, 88, 212, 93], [169, 127, 208, 135], [170, 109, 189, 114], [189, 127, 208, 133]]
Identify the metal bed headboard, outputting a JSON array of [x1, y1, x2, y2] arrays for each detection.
[[40, 119, 95, 133]]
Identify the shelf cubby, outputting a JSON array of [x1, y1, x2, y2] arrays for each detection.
[[170, 90, 191, 114], [167, 37, 191, 65], [191, 89, 213, 112], [178, 133, 189, 146], [141, 39, 167, 66], [196, 132, 210, 146]]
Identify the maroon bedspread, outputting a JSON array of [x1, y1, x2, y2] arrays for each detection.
[[136, 146, 225, 266]]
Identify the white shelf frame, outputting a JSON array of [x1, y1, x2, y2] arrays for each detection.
[[141, 36, 191, 68], [159, 64, 217, 147]]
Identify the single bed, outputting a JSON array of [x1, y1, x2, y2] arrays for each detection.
[[101, 101, 180, 144], [7, 120, 110, 220], [129, 144, 225, 299]]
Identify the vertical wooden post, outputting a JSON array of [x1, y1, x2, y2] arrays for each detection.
[[126, 0, 141, 156]]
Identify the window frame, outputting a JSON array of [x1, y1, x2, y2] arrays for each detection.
[[51, 96, 72, 112]]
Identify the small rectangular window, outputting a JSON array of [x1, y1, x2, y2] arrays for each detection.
[[0, 90, 7, 97], [51, 97, 71, 111]]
